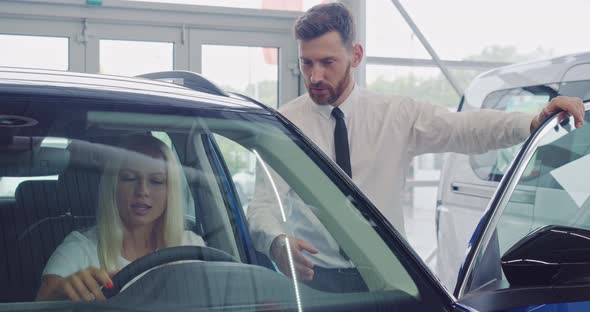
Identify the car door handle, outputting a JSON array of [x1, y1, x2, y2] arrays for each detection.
[[451, 182, 535, 203], [451, 182, 497, 198]]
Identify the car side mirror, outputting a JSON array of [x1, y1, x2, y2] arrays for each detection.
[[501, 225, 590, 286]]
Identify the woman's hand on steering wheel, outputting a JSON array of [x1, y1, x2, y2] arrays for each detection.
[[60, 267, 114, 301]]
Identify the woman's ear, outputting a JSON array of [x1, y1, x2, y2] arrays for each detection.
[[351, 44, 364, 68]]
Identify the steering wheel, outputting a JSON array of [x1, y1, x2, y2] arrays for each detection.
[[103, 245, 239, 299]]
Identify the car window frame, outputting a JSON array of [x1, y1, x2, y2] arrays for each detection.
[[457, 104, 590, 298], [202, 132, 257, 264]]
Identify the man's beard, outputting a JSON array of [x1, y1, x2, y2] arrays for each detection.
[[307, 63, 351, 106]]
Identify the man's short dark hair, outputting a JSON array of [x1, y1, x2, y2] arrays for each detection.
[[294, 3, 356, 48]]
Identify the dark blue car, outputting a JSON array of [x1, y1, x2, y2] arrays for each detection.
[[0, 67, 589, 311]]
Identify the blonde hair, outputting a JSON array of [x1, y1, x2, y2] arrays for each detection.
[[96, 134, 185, 271]]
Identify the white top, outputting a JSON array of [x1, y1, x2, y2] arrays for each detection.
[[42, 227, 206, 277], [247, 85, 533, 268]]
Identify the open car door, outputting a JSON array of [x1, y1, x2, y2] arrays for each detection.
[[454, 103, 590, 311]]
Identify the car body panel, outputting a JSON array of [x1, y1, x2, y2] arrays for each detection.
[[509, 302, 590, 312], [0, 67, 266, 112], [462, 51, 590, 112]]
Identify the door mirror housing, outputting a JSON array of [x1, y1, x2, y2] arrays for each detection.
[[501, 225, 590, 286]]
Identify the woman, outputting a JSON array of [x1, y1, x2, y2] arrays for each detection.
[[36, 134, 205, 301]]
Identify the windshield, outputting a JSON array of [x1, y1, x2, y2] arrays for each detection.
[[464, 108, 590, 294], [0, 92, 447, 311]]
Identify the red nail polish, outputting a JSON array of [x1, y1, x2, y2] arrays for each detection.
[[106, 281, 113, 289]]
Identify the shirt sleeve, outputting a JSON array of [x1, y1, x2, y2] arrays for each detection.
[[42, 231, 92, 278], [183, 230, 207, 247], [405, 99, 534, 157], [246, 160, 290, 257]]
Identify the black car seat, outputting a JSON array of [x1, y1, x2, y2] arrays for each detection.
[[57, 139, 105, 222], [0, 144, 73, 302], [1, 140, 101, 302], [8, 180, 69, 302]]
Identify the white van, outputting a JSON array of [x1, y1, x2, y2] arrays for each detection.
[[436, 51, 590, 291]]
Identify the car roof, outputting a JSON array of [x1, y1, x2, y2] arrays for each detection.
[[463, 51, 590, 110], [0, 67, 270, 113]]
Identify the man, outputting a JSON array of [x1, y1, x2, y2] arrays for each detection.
[[247, 3, 585, 292]]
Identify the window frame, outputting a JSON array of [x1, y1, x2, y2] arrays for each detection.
[[202, 133, 256, 264], [2, 0, 300, 104], [458, 104, 590, 298]]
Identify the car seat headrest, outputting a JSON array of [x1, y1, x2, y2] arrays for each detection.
[[0, 137, 69, 177]]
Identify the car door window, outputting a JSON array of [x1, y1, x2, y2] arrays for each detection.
[[465, 109, 590, 295], [0, 137, 68, 199], [151, 130, 199, 225], [470, 87, 553, 181], [212, 134, 256, 213], [560, 79, 590, 101]]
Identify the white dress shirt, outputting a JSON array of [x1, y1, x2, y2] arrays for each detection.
[[247, 85, 533, 268]]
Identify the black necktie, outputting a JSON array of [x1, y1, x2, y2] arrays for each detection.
[[331, 107, 353, 261], [332, 107, 352, 178]]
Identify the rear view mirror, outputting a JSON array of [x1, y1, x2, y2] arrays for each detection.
[[501, 225, 590, 286]]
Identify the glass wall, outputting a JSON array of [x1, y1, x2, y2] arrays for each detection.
[[202, 45, 279, 108], [99, 40, 174, 76], [0, 34, 68, 70], [364, 0, 590, 272], [366, 65, 483, 108], [123, 0, 331, 11], [367, 0, 590, 63]]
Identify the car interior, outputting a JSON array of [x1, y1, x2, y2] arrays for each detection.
[[0, 91, 454, 311], [0, 95, 280, 304]]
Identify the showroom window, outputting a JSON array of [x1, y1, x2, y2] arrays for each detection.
[[364, 0, 508, 266], [366, 64, 483, 109], [122, 0, 330, 11], [99, 40, 174, 76], [202, 45, 279, 108], [0, 34, 68, 70], [367, 0, 589, 63]]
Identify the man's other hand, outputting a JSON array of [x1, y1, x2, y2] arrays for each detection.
[[270, 235, 319, 281], [531, 96, 585, 132]]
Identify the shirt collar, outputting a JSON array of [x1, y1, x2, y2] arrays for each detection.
[[310, 83, 358, 121]]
